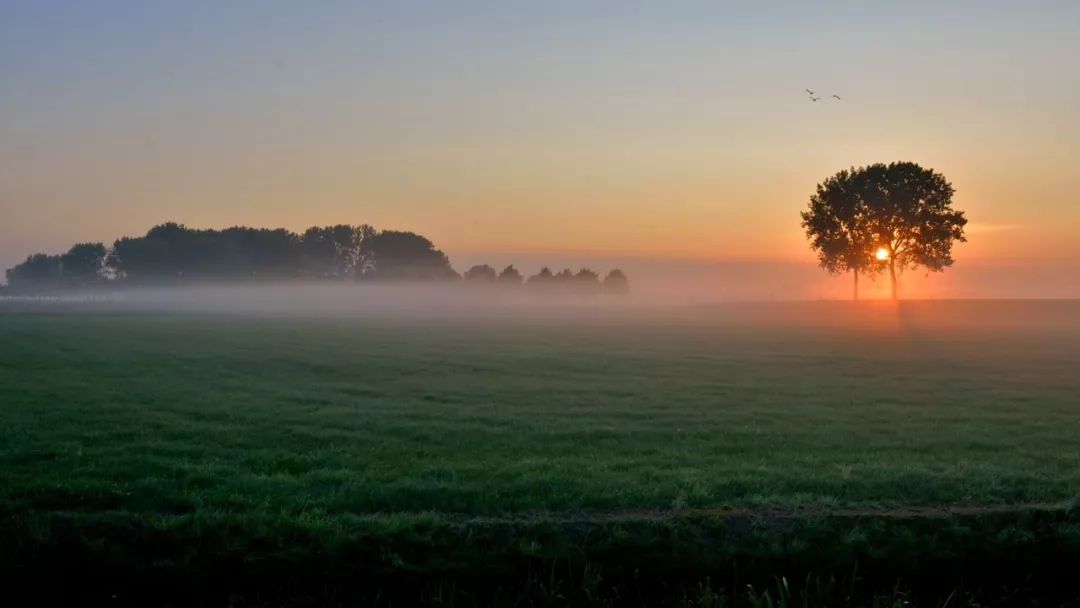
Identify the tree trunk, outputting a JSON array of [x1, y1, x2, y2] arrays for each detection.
[[853, 269, 859, 301], [889, 259, 898, 300]]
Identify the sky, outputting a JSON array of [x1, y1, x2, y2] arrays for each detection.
[[2, 1, 1079, 297]]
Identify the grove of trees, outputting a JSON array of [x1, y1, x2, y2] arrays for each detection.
[[802, 162, 967, 300], [4, 222, 630, 296]]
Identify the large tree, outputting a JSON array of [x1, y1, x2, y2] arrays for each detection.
[[856, 162, 967, 299], [362, 230, 458, 280], [60, 243, 107, 285], [301, 224, 374, 279], [803, 162, 967, 300], [801, 169, 882, 300]]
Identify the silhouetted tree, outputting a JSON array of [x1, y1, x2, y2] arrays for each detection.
[[801, 169, 882, 300], [555, 268, 574, 282], [5, 253, 62, 287], [855, 162, 967, 299], [109, 223, 308, 282], [602, 269, 630, 295], [225, 227, 304, 278], [497, 265, 523, 285], [464, 264, 497, 282], [527, 267, 555, 285], [574, 268, 600, 293], [109, 222, 188, 281], [60, 243, 107, 285], [803, 162, 966, 300], [301, 224, 373, 279], [362, 230, 458, 280]]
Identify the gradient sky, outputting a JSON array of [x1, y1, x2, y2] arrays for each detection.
[[2, 1, 1078, 296]]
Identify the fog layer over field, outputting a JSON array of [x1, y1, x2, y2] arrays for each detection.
[[3, 283, 1079, 339]]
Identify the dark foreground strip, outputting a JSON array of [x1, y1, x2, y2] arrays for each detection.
[[4, 504, 1080, 606]]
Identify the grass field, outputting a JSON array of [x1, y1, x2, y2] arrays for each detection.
[[3, 299, 1080, 605]]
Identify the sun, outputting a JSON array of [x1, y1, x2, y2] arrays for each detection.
[[875, 247, 890, 261]]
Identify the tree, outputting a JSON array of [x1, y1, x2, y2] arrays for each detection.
[[602, 269, 630, 295], [464, 264, 497, 282], [803, 162, 966, 300], [5, 253, 61, 287], [109, 223, 308, 282], [855, 162, 967, 300], [527, 267, 555, 285], [497, 265, 523, 285], [801, 169, 882, 300], [362, 230, 458, 280], [60, 243, 107, 285], [301, 224, 373, 279], [574, 268, 600, 293]]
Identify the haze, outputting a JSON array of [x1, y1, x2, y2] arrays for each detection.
[[3, 1, 1079, 298]]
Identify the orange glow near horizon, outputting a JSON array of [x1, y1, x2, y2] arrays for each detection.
[[875, 247, 890, 261], [2, 3, 1079, 299]]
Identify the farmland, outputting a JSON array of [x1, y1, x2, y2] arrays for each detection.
[[2, 298, 1080, 605]]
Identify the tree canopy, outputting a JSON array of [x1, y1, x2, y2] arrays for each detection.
[[602, 269, 630, 295], [5, 243, 108, 288], [497, 265, 523, 285], [361, 230, 458, 280], [464, 264, 497, 282], [802, 162, 967, 299]]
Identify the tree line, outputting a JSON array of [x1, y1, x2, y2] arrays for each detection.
[[462, 264, 629, 294], [3, 222, 629, 294]]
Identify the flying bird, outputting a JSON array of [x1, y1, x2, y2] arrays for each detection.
[[805, 89, 815, 95], [831, 94, 841, 100], [809, 96, 820, 102]]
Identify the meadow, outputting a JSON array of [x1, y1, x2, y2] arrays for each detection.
[[2, 298, 1080, 605]]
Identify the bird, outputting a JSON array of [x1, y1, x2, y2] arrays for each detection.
[[831, 94, 841, 100], [809, 96, 820, 102]]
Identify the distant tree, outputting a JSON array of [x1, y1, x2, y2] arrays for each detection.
[[574, 268, 600, 293], [362, 230, 458, 280], [554, 268, 574, 282], [103, 223, 379, 282], [108, 222, 200, 281], [5, 253, 61, 288], [301, 224, 373, 279], [226, 227, 304, 278], [109, 222, 309, 282], [527, 267, 555, 285], [602, 269, 630, 295], [464, 264, 497, 282], [7, 243, 106, 288], [59, 243, 107, 285], [497, 264, 523, 285], [575, 268, 599, 282]]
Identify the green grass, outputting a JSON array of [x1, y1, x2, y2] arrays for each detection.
[[2, 302, 1080, 604]]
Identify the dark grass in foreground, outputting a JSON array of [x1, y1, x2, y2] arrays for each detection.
[[2, 300, 1080, 604]]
